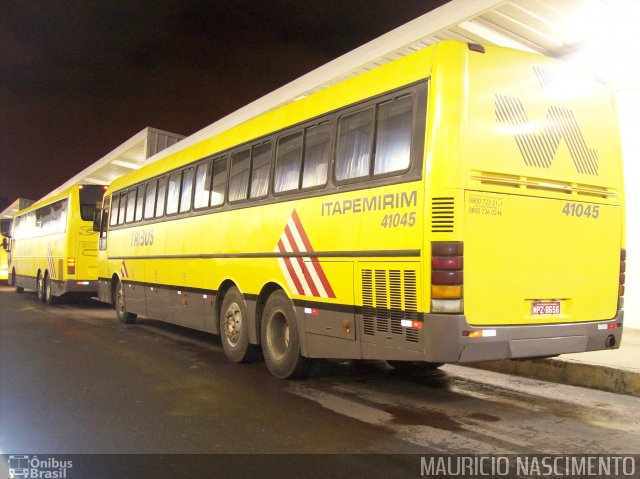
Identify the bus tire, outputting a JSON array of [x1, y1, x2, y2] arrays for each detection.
[[44, 273, 57, 305], [37, 272, 46, 302], [261, 290, 307, 379], [13, 271, 24, 294], [387, 360, 444, 372], [220, 287, 257, 363], [114, 279, 137, 324]]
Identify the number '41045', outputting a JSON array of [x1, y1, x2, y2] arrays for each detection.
[[562, 202, 599, 219]]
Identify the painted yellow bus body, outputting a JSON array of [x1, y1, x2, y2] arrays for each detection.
[[0, 246, 8, 282], [97, 41, 624, 374]]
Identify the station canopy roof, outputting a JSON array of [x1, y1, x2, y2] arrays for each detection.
[[37, 127, 185, 203], [0, 198, 36, 220], [141, 0, 637, 170]]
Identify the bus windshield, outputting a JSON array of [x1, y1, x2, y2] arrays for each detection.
[[79, 185, 105, 221]]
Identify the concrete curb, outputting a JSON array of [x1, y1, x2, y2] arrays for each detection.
[[470, 358, 640, 398]]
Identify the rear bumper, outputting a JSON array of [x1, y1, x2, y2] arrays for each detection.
[[51, 280, 99, 296], [423, 311, 624, 363]]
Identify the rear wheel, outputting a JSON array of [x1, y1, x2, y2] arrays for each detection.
[[44, 273, 57, 305], [36, 272, 45, 302], [220, 287, 257, 363], [114, 279, 137, 324], [261, 290, 307, 379], [13, 270, 23, 294], [387, 361, 444, 372]]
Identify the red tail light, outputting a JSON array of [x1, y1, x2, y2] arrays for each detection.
[[431, 241, 463, 313], [67, 257, 76, 275]]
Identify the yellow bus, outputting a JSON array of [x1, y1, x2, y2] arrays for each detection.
[[4, 185, 106, 303], [94, 41, 625, 378]]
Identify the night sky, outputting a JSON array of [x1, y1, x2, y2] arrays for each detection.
[[0, 1, 447, 208]]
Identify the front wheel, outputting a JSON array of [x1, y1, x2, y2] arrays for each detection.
[[114, 279, 137, 324], [261, 290, 307, 379]]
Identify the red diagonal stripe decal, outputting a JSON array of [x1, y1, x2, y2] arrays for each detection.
[[284, 225, 319, 297], [290, 210, 335, 298], [278, 239, 304, 295]]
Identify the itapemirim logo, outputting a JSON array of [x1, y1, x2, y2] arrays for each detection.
[[8, 455, 73, 479], [495, 67, 599, 176]]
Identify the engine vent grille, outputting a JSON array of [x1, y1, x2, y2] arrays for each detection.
[[431, 197, 454, 233], [361, 268, 420, 343]]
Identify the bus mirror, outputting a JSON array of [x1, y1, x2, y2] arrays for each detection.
[[92, 208, 102, 232], [1, 237, 7, 250], [0, 219, 11, 238]]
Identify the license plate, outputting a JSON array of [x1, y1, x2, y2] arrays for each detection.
[[531, 301, 561, 316]]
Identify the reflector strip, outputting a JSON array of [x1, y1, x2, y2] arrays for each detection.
[[463, 329, 496, 338], [400, 319, 423, 329], [598, 323, 619, 330]]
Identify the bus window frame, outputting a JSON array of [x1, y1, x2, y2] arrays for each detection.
[[102, 80, 426, 229], [333, 91, 417, 186], [272, 121, 332, 198]]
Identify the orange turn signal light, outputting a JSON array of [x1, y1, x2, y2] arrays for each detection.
[[432, 285, 463, 299]]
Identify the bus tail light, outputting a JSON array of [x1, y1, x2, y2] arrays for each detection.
[[67, 257, 76, 275], [431, 241, 463, 313]]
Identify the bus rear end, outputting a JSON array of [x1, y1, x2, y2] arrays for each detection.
[[427, 43, 624, 363]]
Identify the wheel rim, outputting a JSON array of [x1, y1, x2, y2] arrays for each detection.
[[267, 310, 290, 361], [45, 278, 51, 300], [38, 275, 43, 296], [116, 284, 125, 315], [223, 302, 242, 346]]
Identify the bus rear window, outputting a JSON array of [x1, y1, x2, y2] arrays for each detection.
[[79, 185, 105, 222]]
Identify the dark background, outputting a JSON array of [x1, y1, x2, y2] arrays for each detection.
[[0, 0, 447, 209]]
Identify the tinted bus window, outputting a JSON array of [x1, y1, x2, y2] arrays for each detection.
[[144, 180, 157, 219], [135, 185, 145, 222], [275, 131, 303, 193], [79, 185, 105, 221], [250, 142, 271, 198], [229, 148, 250, 202], [155, 178, 167, 217], [118, 192, 127, 225], [166, 172, 181, 215], [110, 195, 120, 226], [335, 107, 375, 181], [302, 123, 331, 188], [194, 162, 212, 209], [211, 157, 228, 206], [374, 95, 413, 175], [125, 189, 136, 223], [180, 168, 194, 213]]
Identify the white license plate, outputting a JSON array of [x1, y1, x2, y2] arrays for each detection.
[[531, 301, 561, 316]]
